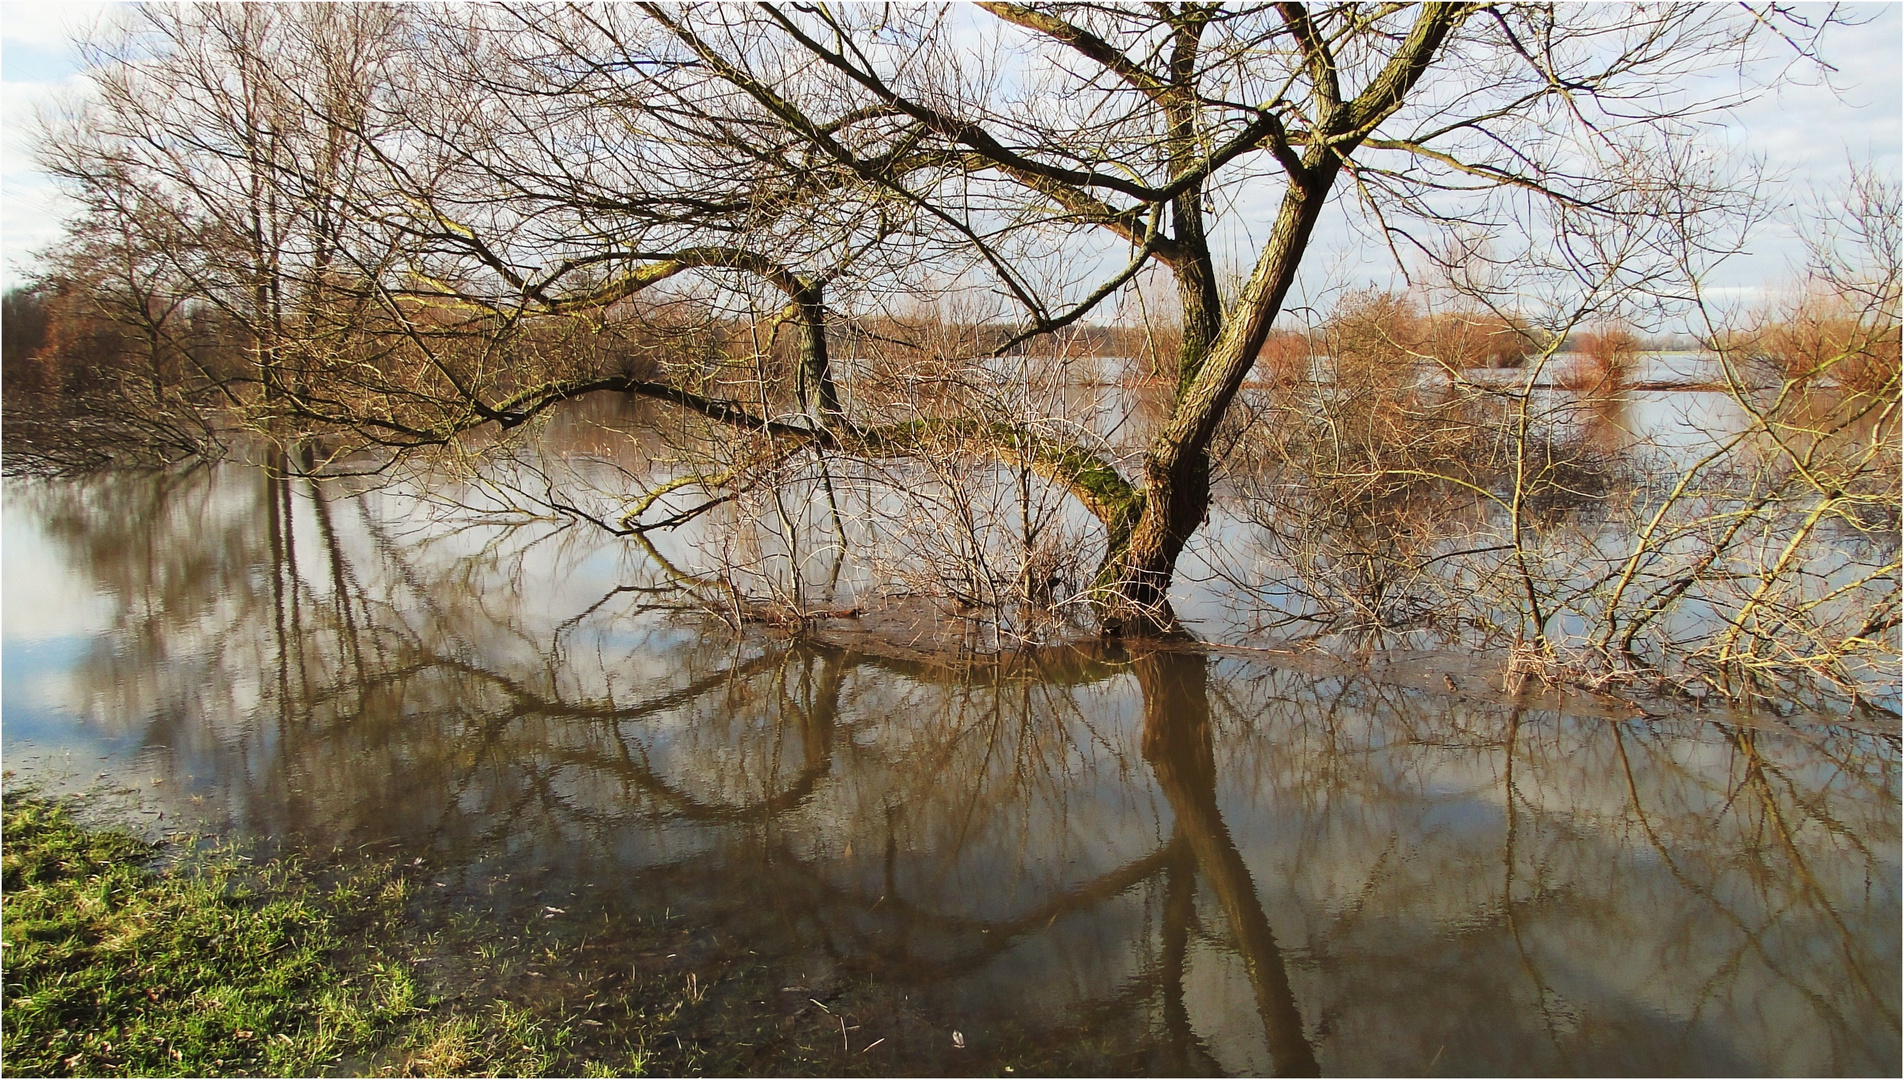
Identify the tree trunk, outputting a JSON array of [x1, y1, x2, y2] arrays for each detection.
[[1101, 165, 1340, 634], [790, 281, 841, 424], [1171, 197, 1223, 394]]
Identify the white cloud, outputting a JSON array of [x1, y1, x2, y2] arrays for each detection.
[[1, 1, 107, 288], [0, 2, 112, 53]]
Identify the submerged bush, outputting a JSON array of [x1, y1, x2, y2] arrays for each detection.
[[1563, 326, 1639, 392]]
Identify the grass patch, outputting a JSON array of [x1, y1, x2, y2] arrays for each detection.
[[3, 791, 1157, 1076], [0, 793, 577, 1077]]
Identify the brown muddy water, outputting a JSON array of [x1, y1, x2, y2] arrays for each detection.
[[2, 454, 1898, 1076]]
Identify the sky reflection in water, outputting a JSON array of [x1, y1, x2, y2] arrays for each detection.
[[2, 462, 1897, 1076]]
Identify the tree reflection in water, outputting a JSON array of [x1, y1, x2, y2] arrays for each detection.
[[1140, 650, 1317, 1076], [4, 464, 1898, 1075]]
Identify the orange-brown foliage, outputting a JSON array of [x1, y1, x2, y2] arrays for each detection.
[[1256, 330, 1312, 385], [1563, 326, 1638, 392], [1321, 293, 1533, 382], [1324, 291, 1421, 384], [1418, 311, 1532, 370], [1758, 294, 1901, 398]]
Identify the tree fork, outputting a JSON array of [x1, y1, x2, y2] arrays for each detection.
[[1101, 166, 1340, 634], [1099, 3, 1465, 635]]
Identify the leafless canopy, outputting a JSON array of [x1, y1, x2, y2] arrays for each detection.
[[18, 2, 1878, 663]]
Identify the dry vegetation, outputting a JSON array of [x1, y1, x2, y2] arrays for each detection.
[[1744, 291, 1902, 397], [1563, 326, 1640, 393], [2, 4, 1893, 702], [1210, 218, 1900, 705]]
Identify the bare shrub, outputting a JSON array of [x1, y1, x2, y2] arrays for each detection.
[[1562, 326, 1639, 393], [1253, 330, 1312, 386], [1225, 294, 1512, 636], [1752, 292, 1901, 398], [1321, 291, 1421, 383], [1418, 309, 1535, 371]]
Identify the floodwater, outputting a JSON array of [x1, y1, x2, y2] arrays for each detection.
[[3, 451, 1897, 1076]]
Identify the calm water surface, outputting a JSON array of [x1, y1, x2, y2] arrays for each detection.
[[3, 461, 1897, 1075]]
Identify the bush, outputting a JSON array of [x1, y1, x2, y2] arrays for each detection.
[[1563, 326, 1639, 392], [1755, 292, 1901, 398]]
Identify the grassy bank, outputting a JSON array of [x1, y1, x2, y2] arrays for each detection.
[[0, 793, 613, 1077], [2, 792, 1149, 1077]]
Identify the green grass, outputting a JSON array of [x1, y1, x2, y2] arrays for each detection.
[[0, 793, 575, 1077], [2, 791, 1150, 1077]]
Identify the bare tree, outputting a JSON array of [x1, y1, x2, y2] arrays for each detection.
[[632, 2, 1825, 632], [28, 2, 1852, 639]]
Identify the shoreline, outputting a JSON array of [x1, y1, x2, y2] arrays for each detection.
[[0, 791, 914, 1078]]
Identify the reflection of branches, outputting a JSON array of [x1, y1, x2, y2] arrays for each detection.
[[757, 835, 1177, 983], [1500, 707, 1573, 1071], [1138, 649, 1320, 1077], [1609, 722, 1895, 1049], [23, 462, 1897, 1072], [308, 476, 368, 693], [575, 649, 842, 825], [1730, 729, 1897, 1029]]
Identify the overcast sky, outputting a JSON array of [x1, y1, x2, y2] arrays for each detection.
[[3, 2, 1899, 309]]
